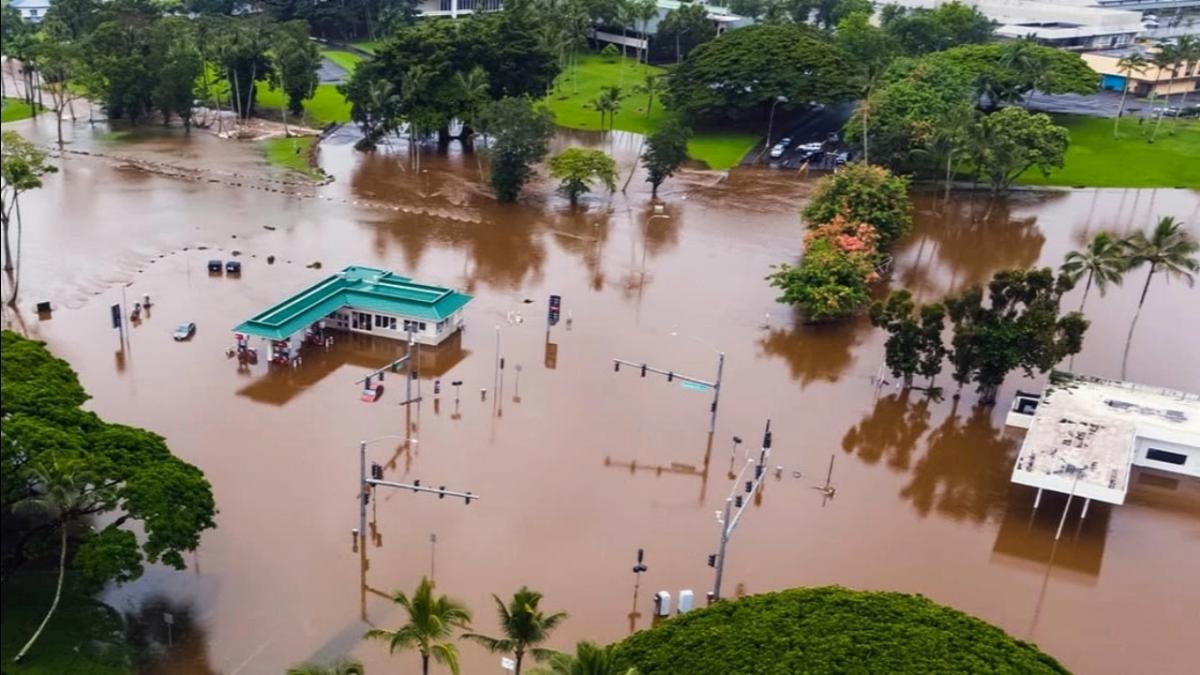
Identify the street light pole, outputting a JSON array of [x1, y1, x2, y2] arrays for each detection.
[[710, 420, 772, 602], [712, 497, 733, 601], [710, 352, 725, 435], [758, 95, 789, 162]]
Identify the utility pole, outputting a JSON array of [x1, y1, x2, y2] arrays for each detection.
[[710, 420, 772, 602]]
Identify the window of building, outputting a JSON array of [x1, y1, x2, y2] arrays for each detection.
[[1146, 448, 1187, 466], [375, 314, 397, 330]]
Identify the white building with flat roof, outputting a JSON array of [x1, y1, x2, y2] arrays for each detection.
[[889, 0, 1147, 49], [1007, 372, 1200, 509]]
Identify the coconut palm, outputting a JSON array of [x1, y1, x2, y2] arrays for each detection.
[[633, 0, 658, 65], [1061, 231, 1129, 312], [1150, 44, 1183, 142], [1144, 46, 1177, 135], [12, 458, 113, 663], [1113, 52, 1148, 139], [364, 577, 472, 675], [1121, 216, 1200, 378], [635, 74, 661, 119], [1169, 35, 1199, 134], [286, 659, 365, 675], [528, 641, 637, 675], [463, 587, 568, 675]]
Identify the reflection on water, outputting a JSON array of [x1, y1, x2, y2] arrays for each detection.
[[4, 114, 1199, 675]]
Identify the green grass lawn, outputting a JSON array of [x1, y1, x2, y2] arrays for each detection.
[[321, 49, 363, 73], [255, 82, 352, 127], [2, 98, 40, 123], [262, 135, 320, 178], [350, 39, 383, 54], [541, 53, 757, 170], [0, 572, 133, 674], [1020, 114, 1200, 188]]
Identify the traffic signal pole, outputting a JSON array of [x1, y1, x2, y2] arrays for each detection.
[[711, 420, 772, 601], [358, 441, 479, 544], [612, 353, 724, 433]]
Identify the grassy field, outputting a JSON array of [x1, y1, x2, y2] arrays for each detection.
[[2, 98, 40, 123], [0, 572, 133, 674], [262, 135, 320, 178], [350, 40, 383, 54], [1020, 114, 1200, 188], [255, 82, 352, 127], [321, 49, 364, 73], [541, 53, 758, 170]]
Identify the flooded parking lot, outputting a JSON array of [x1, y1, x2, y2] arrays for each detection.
[[4, 116, 1199, 674]]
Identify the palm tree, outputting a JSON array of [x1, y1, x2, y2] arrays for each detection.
[[1121, 216, 1200, 378], [364, 577, 472, 675], [1113, 52, 1148, 138], [633, 0, 658, 65], [528, 641, 638, 675], [1144, 46, 1177, 135], [1061, 231, 1129, 312], [1169, 35, 1199, 134], [286, 659, 365, 675], [464, 587, 568, 675], [1150, 44, 1183, 142], [635, 74, 660, 119], [12, 458, 112, 663]]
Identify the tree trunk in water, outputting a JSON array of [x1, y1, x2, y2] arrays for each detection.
[[1121, 267, 1154, 379], [2, 217, 12, 273], [421, 652, 430, 675], [943, 151, 954, 201], [514, 648, 524, 675], [622, 133, 646, 193], [13, 525, 67, 662]]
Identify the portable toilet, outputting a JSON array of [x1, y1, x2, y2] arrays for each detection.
[[653, 591, 672, 617], [678, 590, 695, 614]]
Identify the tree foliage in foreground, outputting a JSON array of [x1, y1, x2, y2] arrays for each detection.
[[1, 331, 217, 586], [665, 23, 856, 122], [613, 586, 1067, 674]]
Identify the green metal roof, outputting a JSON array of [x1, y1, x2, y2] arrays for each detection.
[[233, 266, 472, 341]]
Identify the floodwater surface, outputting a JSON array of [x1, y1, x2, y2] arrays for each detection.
[[4, 115, 1199, 675]]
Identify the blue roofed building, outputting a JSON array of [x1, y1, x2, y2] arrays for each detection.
[[234, 266, 472, 348]]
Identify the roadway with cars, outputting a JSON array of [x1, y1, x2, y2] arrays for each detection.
[[759, 102, 856, 170]]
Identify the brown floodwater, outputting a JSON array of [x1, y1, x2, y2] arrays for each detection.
[[3, 114, 1199, 675]]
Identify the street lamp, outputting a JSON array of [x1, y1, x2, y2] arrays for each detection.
[[759, 95, 789, 162]]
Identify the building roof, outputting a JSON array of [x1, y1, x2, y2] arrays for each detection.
[[1011, 372, 1200, 505], [233, 266, 472, 341], [10, 0, 52, 8]]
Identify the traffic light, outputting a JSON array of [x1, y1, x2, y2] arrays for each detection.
[[411, 479, 421, 493], [735, 495, 743, 508], [464, 491, 474, 505], [641, 364, 647, 377], [707, 554, 717, 568], [438, 486, 447, 499], [500, 358, 505, 370], [371, 463, 383, 480], [613, 361, 620, 372], [667, 371, 674, 382], [362, 489, 370, 506]]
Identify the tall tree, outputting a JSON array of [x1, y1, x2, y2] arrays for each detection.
[[1120, 216, 1199, 378], [642, 117, 691, 196], [968, 107, 1068, 194], [1143, 46, 1176, 130], [1, 132, 57, 303], [1169, 36, 1199, 134], [1060, 231, 1128, 312], [870, 290, 923, 387], [1149, 43, 1185, 142], [916, 303, 948, 388], [944, 268, 1087, 403], [364, 577, 472, 675], [464, 587, 568, 675], [10, 458, 115, 662], [880, 1, 995, 56], [149, 17, 203, 129], [1112, 52, 1148, 139], [837, 11, 898, 164], [656, 2, 716, 64], [272, 20, 321, 117], [801, 162, 912, 245], [482, 96, 555, 202]]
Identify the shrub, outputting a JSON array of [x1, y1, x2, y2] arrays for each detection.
[[767, 237, 875, 322], [802, 163, 912, 245]]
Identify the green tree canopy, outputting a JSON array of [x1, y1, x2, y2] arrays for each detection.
[[1, 331, 217, 588], [550, 147, 617, 206], [945, 268, 1087, 403], [612, 586, 1066, 673], [880, 1, 996, 56], [664, 23, 856, 122], [801, 163, 912, 245], [652, 3, 717, 63], [642, 117, 692, 197], [483, 96, 555, 202], [968, 106, 1069, 193], [271, 19, 322, 116], [768, 237, 875, 322]]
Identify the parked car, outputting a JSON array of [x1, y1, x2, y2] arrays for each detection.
[[207, 260, 223, 273], [225, 260, 242, 274], [769, 137, 793, 159], [173, 322, 196, 341]]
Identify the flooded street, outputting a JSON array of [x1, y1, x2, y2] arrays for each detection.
[[4, 114, 1199, 675]]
